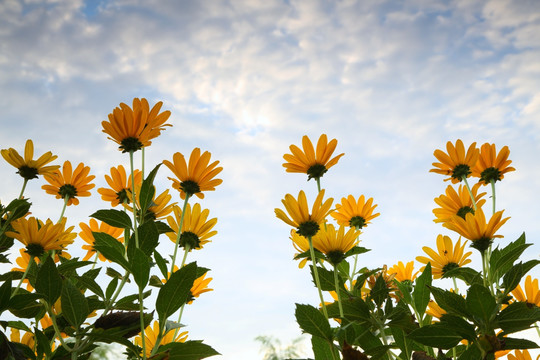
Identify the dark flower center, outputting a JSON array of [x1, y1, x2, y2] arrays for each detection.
[[480, 167, 502, 184], [180, 180, 201, 196], [326, 250, 346, 265], [58, 184, 77, 199], [26, 243, 45, 258], [349, 216, 366, 229], [456, 206, 474, 219], [17, 165, 39, 180], [297, 221, 320, 238], [452, 164, 471, 181], [179, 231, 200, 249], [120, 137, 144, 153], [116, 189, 131, 205], [442, 262, 459, 275], [307, 164, 327, 180], [470, 237, 492, 253]]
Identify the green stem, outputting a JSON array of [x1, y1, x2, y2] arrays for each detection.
[[138, 286, 147, 360], [45, 302, 73, 352], [169, 195, 191, 277], [172, 303, 187, 340], [58, 195, 69, 222], [490, 179, 496, 215], [12, 256, 34, 297], [308, 236, 329, 319], [129, 151, 140, 248], [142, 147, 146, 178], [333, 265, 344, 318], [18, 178, 28, 199], [452, 277, 459, 294], [90, 252, 99, 270], [103, 271, 130, 315], [462, 176, 477, 211]]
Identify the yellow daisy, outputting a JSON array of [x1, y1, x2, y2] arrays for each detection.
[[443, 208, 509, 252], [124, 186, 176, 221], [6, 217, 76, 257], [1, 139, 59, 180], [430, 139, 479, 183], [163, 148, 223, 200], [10, 328, 35, 351], [79, 219, 124, 261], [311, 223, 360, 265], [134, 320, 188, 357], [283, 134, 345, 180], [166, 203, 218, 250], [433, 183, 486, 223], [426, 300, 446, 320], [507, 350, 535, 360], [42, 161, 95, 206], [416, 235, 472, 279], [472, 143, 515, 185], [97, 165, 142, 207], [275, 190, 334, 238], [511, 275, 540, 307], [388, 261, 419, 282], [331, 194, 380, 229]]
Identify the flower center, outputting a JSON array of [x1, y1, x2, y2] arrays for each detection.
[[326, 250, 346, 265], [470, 237, 492, 253], [349, 216, 366, 229], [307, 163, 327, 180], [480, 167, 502, 184], [180, 180, 201, 196], [58, 184, 78, 199], [179, 231, 200, 249], [442, 262, 459, 275], [116, 189, 131, 205], [17, 165, 39, 180], [120, 137, 144, 153], [26, 243, 45, 258], [297, 221, 320, 238], [456, 206, 474, 219], [452, 164, 471, 181]]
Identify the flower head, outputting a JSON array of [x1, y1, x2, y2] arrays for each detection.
[[283, 134, 344, 180], [433, 183, 486, 223], [472, 143, 515, 185], [163, 149, 223, 200], [42, 161, 95, 206], [511, 275, 540, 307], [388, 261, 419, 282], [124, 186, 176, 221], [79, 219, 124, 261], [166, 203, 217, 250], [7, 217, 76, 257], [135, 321, 188, 357], [10, 328, 35, 351], [426, 300, 446, 320], [443, 208, 509, 252], [275, 190, 333, 238], [102, 98, 171, 153], [416, 235, 472, 279], [1, 139, 59, 180], [430, 140, 479, 183], [507, 350, 535, 360], [97, 165, 142, 207], [331, 194, 379, 229], [311, 223, 360, 265]]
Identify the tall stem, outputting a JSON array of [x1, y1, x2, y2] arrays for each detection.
[[129, 151, 140, 248], [169, 195, 190, 277], [58, 196, 69, 222], [12, 256, 34, 297], [333, 265, 344, 318], [308, 236, 329, 318], [462, 176, 477, 211], [490, 179, 496, 215], [138, 286, 147, 359], [18, 178, 28, 199]]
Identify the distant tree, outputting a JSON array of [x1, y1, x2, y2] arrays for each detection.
[[255, 335, 307, 360]]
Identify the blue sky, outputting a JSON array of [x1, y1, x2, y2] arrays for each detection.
[[1, 0, 539, 359]]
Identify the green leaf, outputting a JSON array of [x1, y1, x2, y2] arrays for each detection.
[[503, 260, 540, 295], [430, 286, 471, 318], [3, 198, 31, 222], [156, 262, 197, 321], [439, 314, 476, 342], [387, 302, 417, 332], [91, 209, 133, 229], [129, 248, 150, 289], [394, 279, 413, 305], [457, 344, 481, 360], [442, 266, 483, 286], [413, 262, 431, 317], [9, 292, 43, 318], [154, 250, 169, 279], [502, 337, 539, 350], [466, 284, 496, 326], [61, 280, 89, 328], [57, 259, 93, 275], [75, 275, 104, 299], [35, 256, 63, 304], [167, 341, 220, 360], [326, 297, 370, 324], [115, 290, 151, 311], [310, 265, 336, 291], [137, 221, 159, 256], [390, 327, 413, 360], [105, 277, 118, 300], [295, 303, 333, 341], [155, 220, 174, 234], [490, 233, 528, 282], [0, 279, 11, 313], [497, 302, 540, 334], [106, 267, 125, 280], [344, 246, 370, 257], [311, 336, 335, 360], [34, 327, 52, 358], [93, 232, 130, 270], [407, 325, 462, 349], [371, 273, 389, 308], [138, 164, 161, 214]]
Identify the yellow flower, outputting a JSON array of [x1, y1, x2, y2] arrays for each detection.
[[283, 134, 344, 180], [42, 161, 95, 206], [163, 148, 223, 200], [11, 248, 40, 290], [102, 98, 171, 153], [388, 261, 419, 282], [443, 208, 509, 252], [6, 217, 76, 258], [10, 328, 35, 351], [473, 143, 515, 185], [275, 190, 333, 238], [97, 165, 142, 207], [507, 350, 536, 360], [416, 235, 472, 279], [134, 321, 188, 357], [290, 230, 311, 268], [79, 219, 124, 261], [165, 203, 218, 250], [1, 139, 59, 180], [124, 186, 176, 221], [426, 300, 446, 320], [430, 140, 479, 183], [331, 194, 379, 229], [163, 266, 213, 304], [367, 265, 398, 298], [433, 183, 486, 223], [311, 223, 360, 265], [511, 275, 540, 307]]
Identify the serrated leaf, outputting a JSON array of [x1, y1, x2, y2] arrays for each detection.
[[137, 221, 159, 256], [93, 232, 130, 270], [295, 303, 333, 341], [439, 314, 476, 341], [61, 280, 89, 328], [326, 297, 370, 323], [443, 266, 483, 286], [91, 209, 133, 229], [138, 164, 161, 214], [156, 262, 197, 321], [497, 302, 540, 334], [413, 262, 431, 317], [310, 265, 336, 291], [466, 284, 496, 326], [129, 248, 150, 289], [154, 250, 169, 279], [0, 279, 11, 313], [75, 275, 104, 299], [430, 286, 471, 319], [371, 273, 389, 308], [167, 341, 220, 360], [35, 256, 62, 304], [490, 233, 528, 282], [407, 325, 462, 349], [105, 277, 118, 300], [311, 335, 335, 360], [502, 337, 539, 350], [56, 259, 93, 275], [9, 292, 43, 318]]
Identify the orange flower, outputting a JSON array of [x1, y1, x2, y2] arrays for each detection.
[[97, 165, 142, 207], [388, 261, 419, 282], [472, 143, 515, 185], [42, 161, 95, 206], [511, 275, 540, 307], [416, 235, 472, 279], [433, 183, 486, 223], [79, 219, 124, 261], [331, 195, 379, 229], [430, 140, 479, 183], [1, 139, 59, 180]]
